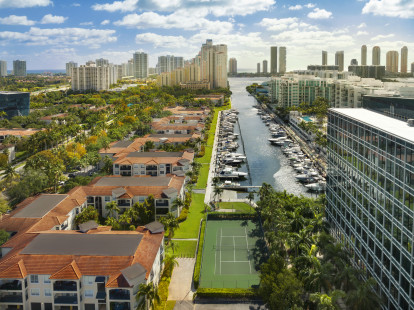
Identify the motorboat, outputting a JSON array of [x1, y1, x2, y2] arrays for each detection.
[[305, 181, 326, 192], [220, 180, 241, 188], [218, 167, 248, 179]]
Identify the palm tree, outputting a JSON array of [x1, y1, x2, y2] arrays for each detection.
[[247, 191, 255, 213], [105, 201, 120, 218], [345, 277, 382, 310], [136, 282, 160, 310], [164, 253, 179, 268], [310, 290, 346, 310], [213, 184, 223, 207], [160, 212, 179, 244], [171, 198, 184, 214], [1, 164, 18, 184]]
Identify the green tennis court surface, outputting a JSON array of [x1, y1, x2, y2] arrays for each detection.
[[200, 219, 264, 289]]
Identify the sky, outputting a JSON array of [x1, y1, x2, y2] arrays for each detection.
[[0, 0, 413, 71]]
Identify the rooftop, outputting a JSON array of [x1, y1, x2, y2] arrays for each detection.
[[126, 152, 184, 158], [331, 108, 414, 143], [12, 194, 68, 219], [94, 176, 172, 187], [20, 234, 142, 256]]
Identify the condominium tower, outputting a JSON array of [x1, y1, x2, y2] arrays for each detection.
[[335, 51, 344, 71], [401, 46, 408, 73], [200, 39, 228, 88], [95, 58, 109, 67], [71, 62, 118, 91], [65, 61, 77, 76], [13, 60, 26, 77], [327, 106, 414, 310], [386, 50, 399, 73], [412, 62, 414, 76], [361, 45, 367, 65], [373, 46, 381, 65], [279, 47, 286, 74], [257, 63, 260, 74], [270, 46, 277, 74], [157, 55, 184, 74], [228, 58, 237, 75], [263, 60, 268, 74], [0, 60, 6, 77], [322, 51, 328, 66], [133, 52, 148, 79]]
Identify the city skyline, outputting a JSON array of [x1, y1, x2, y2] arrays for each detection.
[[0, 0, 413, 71]]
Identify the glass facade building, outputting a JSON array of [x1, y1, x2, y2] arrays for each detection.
[[363, 95, 414, 121], [327, 108, 414, 310], [0, 91, 30, 118]]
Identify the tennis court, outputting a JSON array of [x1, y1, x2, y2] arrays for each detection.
[[199, 219, 264, 288]]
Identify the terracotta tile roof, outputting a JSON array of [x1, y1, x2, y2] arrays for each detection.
[[114, 151, 194, 165], [164, 107, 210, 115], [40, 113, 69, 121], [99, 139, 143, 155], [0, 128, 46, 137], [0, 259, 27, 279], [50, 260, 82, 280]]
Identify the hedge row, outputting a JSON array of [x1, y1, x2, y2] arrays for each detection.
[[154, 260, 175, 310], [195, 288, 257, 300], [207, 212, 257, 221], [193, 219, 206, 289], [176, 208, 189, 223]]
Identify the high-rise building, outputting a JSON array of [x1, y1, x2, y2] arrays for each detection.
[[257, 63, 260, 74], [327, 106, 414, 310], [279, 47, 286, 74], [12, 60, 26, 77], [228, 58, 237, 74], [263, 60, 268, 74], [322, 51, 328, 66], [401, 46, 408, 73], [386, 50, 399, 73], [71, 62, 118, 91], [95, 58, 109, 67], [270, 46, 277, 74], [335, 51, 344, 71], [0, 91, 30, 118], [65, 61, 77, 76], [350, 59, 358, 66], [412, 62, 414, 76], [361, 45, 367, 65], [372, 46, 381, 65], [348, 65, 385, 80], [0, 60, 7, 77], [157, 55, 184, 74], [133, 52, 148, 79]]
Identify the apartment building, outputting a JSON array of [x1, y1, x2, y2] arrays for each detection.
[[326, 107, 414, 309], [151, 118, 204, 135], [12, 60, 26, 77], [65, 62, 77, 76], [0, 225, 164, 310], [71, 64, 118, 91], [112, 151, 194, 177], [99, 140, 144, 161], [83, 175, 185, 218], [0, 61, 7, 77]]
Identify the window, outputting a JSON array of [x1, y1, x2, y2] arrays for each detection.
[[31, 288, 40, 296], [84, 276, 94, 285], [43, 275, 51, 284], [85, 290, 94, 297], [30, 275, 39, 283], [44, 288, 51, 297], [105, 196, 111, 202]]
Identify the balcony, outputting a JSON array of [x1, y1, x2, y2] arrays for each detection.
[[53, 281, 77, 292], [109, 289, 130, 300], [0, 280, 22, 291], [110, 302, 130, 310], [0, 293, 23, 303], [96, 291, 106, 300], [54, 294, 77, 304]]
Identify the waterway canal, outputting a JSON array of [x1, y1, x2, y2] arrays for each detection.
[[228, 77, 312, 197]]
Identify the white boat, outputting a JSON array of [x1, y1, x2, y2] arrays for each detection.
[[220, 180, 241, 188], [295, 174, 317, 183], [218, 167, 248, 179], [305, 181, 327, 192]]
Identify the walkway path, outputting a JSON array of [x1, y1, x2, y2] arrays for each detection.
[[168, 258, 196, 301]]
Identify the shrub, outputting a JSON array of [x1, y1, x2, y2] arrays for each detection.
[[177, 208, 189, 223], [154, 259, 175, 310], [195, 288, 257, 299], [196, 145, 205, 158], [193, 219, 206, 289]]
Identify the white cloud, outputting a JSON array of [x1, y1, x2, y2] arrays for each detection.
[[101, 20, 110, 25], [80, 22, 93, 26], [357, 22, 367, 28], [72, 3, 80, 6], [305, 3, 316, 8], [371, 34, 394, 41], [357, 31, 368, 36], [0, 27, 117, 48], [289, 5, 302, 10], [0, 15, 36, 26], [0, 0, 51, 8], [114, 11, 233, 34], [308, 8, 332, 19], [93, 0, 275, 17], [41, 14, 67, 24], [136, 33, 188, 49], [362, 0, 414, 18], [258, 17, 316, 32]]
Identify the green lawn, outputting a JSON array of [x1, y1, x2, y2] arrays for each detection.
[[218, 202, 254, 213], [167, 240, 197, 258], [174, 193, 206, 239], [195, 164, 209, 189]]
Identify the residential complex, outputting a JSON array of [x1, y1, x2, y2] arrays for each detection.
[[65, 61, 77, 76], [326, 106, 414, 310], [270, 46, 277, 74], [386, 51, 399, 73], [257, 63, 260, 74], [95, 58, 109, 67], [12, 60, 26, 77], [348, 65, 385, 80], [71, 63, 118, 91], [263, 60, 268, 74], [228, 58, 237, 75], [0, 61, 6, 77], [133, 52, 148, 79], [279, 47, 286, 74], [157, 55, 183, 74], [361, 45, 367, 66], [0, 91, 30, 118]]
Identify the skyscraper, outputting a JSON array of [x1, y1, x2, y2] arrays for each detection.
[[257, 63, 260, 74], [65, 61, 77, 76], [263, 60, 268, 74], [327, 106, 414, 310], [279, 47, 286, 74], [270, 46, 277, 74], [386, 50, 399, 73], [157, 55, 184, 74], [228, 58, 237, 74], [401, 46, 408, 73], [322, 51, 328, 66], [0, 61, 7, 77], [95, 58, 109, 67], [372, 46, 381, 65], [335, 51, 344, 71], [412, 62, 414, 76], [12, 60, 26, 77], [361, 45, 367, 65], [200, 39, 227, 88], [133, 52, 148, 79]]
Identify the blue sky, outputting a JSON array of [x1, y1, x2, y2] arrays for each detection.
[[0, 0, 413, 71]]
